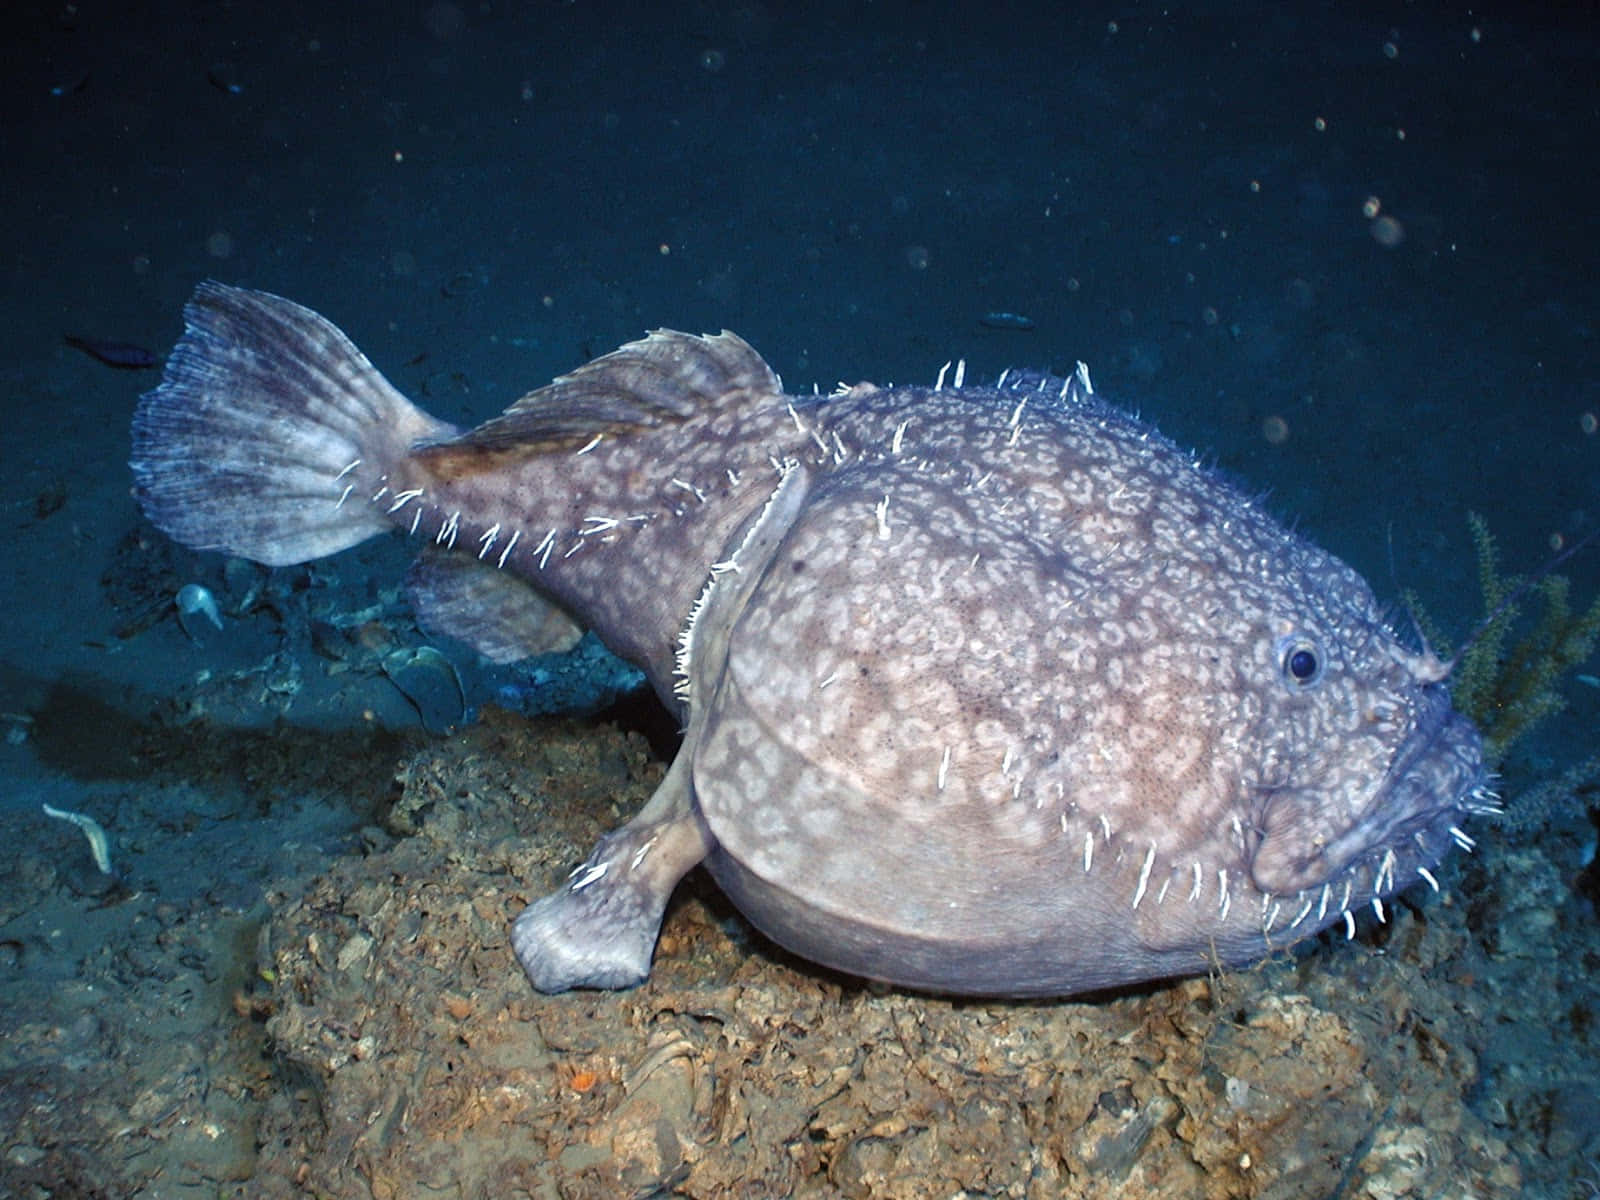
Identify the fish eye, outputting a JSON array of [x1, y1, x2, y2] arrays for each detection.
[[1278, 635, 1324, 688]]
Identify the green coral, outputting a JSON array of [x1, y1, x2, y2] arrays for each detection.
[[1405, 512, 1600, 830], [1500, 754, 1600, 834]]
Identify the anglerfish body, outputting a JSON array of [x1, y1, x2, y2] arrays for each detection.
[[131, 283, 1489, 997]]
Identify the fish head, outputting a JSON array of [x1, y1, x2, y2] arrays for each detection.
[[1237, 544, 1486, 913]]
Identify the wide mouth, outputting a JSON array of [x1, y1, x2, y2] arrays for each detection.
[[1251, 684, 1486, 897], [1345, 685, 1484, 850]]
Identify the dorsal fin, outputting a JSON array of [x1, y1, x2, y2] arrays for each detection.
[[448, 329, 782, 451]]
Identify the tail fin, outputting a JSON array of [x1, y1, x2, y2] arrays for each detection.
[[130, 282, 454, 567]]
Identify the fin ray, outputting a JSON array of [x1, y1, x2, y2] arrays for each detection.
[[131, 282, 454, 566], [406, 548, 583, 664], [451, 329, 781, 450]]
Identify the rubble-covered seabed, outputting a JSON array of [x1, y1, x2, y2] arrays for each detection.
[[3, 705, 1597, 1199]]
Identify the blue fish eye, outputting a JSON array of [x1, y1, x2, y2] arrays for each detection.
[[1279, 637, 1323, 687]]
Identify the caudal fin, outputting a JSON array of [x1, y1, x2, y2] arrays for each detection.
[[130, 282, 454, 567]]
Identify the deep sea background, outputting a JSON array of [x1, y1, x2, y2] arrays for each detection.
[[1, 0, 1597, 1195]]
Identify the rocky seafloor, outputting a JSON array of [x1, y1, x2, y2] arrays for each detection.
[[5, 665, 1598, 1198]]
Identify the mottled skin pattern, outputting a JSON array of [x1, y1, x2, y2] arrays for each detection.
[[131, 284, 1488, 998]]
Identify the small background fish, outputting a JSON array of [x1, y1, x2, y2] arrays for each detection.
[[63, 334, 160, 369]]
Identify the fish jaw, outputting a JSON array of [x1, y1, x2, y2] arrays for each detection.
[[1249, 691, 1486, 905]]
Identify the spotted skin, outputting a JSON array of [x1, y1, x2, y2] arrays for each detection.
[[131, 284, 1488, 998]]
